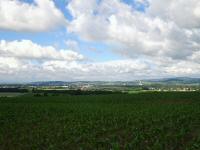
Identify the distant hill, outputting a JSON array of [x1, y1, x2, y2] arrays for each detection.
[[28, 81, 138, 86], [28, 81, 70, 86], [26, 77, 200, 86], [144, 77, 200, 85]]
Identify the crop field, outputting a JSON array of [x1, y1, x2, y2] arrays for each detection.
[[0, 92, 200, 150], [0, 93, 25, 97]]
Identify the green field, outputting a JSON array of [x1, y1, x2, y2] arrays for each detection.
[[0, 92, 200, 150], [0, 92, 25, 97]]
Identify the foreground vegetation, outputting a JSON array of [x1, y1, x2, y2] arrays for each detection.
[[0, 92, 200, 150]]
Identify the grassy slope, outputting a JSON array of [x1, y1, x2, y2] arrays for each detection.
[[0, 92, 200, 150]]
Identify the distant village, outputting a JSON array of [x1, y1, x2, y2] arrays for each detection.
[[0, 80, 200, 93]]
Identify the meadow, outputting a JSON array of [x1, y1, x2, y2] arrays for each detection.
[[0, 92, 200, 150]]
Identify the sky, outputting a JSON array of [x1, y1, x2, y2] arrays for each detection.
[[0, 0, 200, 82]]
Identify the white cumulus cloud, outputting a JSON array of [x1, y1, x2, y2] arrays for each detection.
[[66, 0, 200, 60], [0, 40, 84, 61], [0, 0, 66, 32], [0, 0, 200, 82]]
